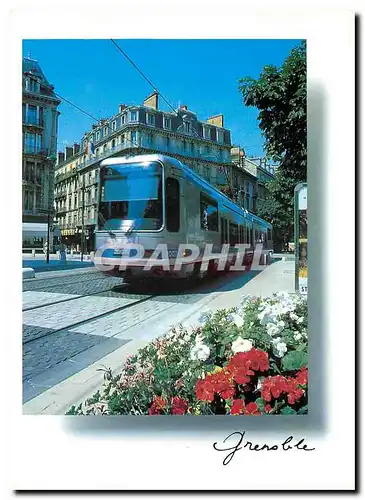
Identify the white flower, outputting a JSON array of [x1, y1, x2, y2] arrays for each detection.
[[228, 312, 244, 328], [231, 336, 253, 353], [276, 320, 286, 330], [294, 332, 302, 341], [258, 307, 277, 325], [272, 337, 287, 358], [190, 343, 210, 361], [198, 310, 212, 325], [290, 312, 299, 321], [256, 376, 265, 390], [266, 323, 281, 337], [297, 317, 304, 324]]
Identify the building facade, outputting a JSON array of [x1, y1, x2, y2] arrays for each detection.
[[22, 56, 61, 225], [54, 92, 240, 250], [230, 146, 275, 213]]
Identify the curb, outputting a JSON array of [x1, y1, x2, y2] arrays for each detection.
[[22, 268, 35, 279]]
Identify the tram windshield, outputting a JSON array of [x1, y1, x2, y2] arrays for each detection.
[[99, 162, 163, 231]]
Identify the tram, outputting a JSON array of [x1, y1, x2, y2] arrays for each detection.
[[94, 154, 273, 280]]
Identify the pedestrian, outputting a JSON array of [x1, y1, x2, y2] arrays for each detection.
[[59, 240, 67, 262]]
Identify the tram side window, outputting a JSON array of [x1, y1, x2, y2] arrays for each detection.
[[229, 222, 239, 246], [200, 193, 218, 231], [220, 218, 228, 244], [165, 177, 180, 232]]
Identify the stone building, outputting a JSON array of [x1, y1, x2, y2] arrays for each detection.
[[230, 146, 275, 213], [22, 55, 61, 225], [54, 92, 240, 251]]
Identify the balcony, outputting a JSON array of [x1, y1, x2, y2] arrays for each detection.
[[54, 189, 67, 198], [23, 118, 44, 128], [24, 147, 49, 156], [54, 169, 77, 184], [56, 206, 68, 214]]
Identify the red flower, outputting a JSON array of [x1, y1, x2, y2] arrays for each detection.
[[195, 369, 235, 402], [171, 396, 188, 415], [230, 399, 245, 415], [195, 378, 215, 402], [296, 367, 308, 386], [261, 376, 305, 405], [264, 404, 272, 413], [244, 402, 261, 415], [149, 396, 167, 415]]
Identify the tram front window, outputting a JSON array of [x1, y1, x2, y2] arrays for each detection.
[[99, 162, 163, 231]]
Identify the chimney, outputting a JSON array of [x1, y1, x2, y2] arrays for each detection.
[[143, 91, 158, 110], [207, 114, 224, 128], [119, 104, 127, 113], [65, 146, 73, 159], [57, 152, 65, 165], [73, 143, 80, 155], [180, 104, 188, 111]]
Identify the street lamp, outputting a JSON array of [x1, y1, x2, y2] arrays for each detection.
[[46, 214, 58, 264]]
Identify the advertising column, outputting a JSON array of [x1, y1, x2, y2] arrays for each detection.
[[294, 183, 307, 295]]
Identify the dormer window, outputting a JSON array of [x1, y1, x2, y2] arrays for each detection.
[[111, 120, 117, 131], [164, 117, 171, 130], [121, 114, 126, 125], [146, 113, 155, 126], [203, 126, 210, 139], [103, 126, 108, 136], [130, 110, 138, 122], [184, 121, 191, 134], [96, 131, 100, 141]]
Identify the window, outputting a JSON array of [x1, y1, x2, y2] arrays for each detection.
[[229, 222, 239, 246], [131, 130, 137, 144], [103, 126, 108, 136], [25, 78, 39, 93], [203, 166, 210, 181], [220, 218, 228, 245], [164, 117, 171, 129], [184, 121, 191, 134], [27, 105, 37, 125], [165, 137, 170, 150], [165, 177, 180, 232], [203, 126, 210, 139], [191, 143, 195, 156], [103, 144, 107, 153], [112, 139, 116, 149], [147, 113, 155, 126], [121, 114, 126, 125], [111, 120, 117, 131], [130, 111, 137, 122], [25, 133, 42, 153], [96, 131, 100, 141], [120, 134, 125, 145], [200, 193, 218, 231]]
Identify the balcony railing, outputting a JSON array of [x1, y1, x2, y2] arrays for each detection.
[[24, 147, 49, 156], [23, 118, 44, 127]]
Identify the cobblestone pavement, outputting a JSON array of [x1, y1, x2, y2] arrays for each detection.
[[22, 268, 251, 403]]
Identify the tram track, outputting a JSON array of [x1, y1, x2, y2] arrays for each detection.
[[22, 293, 156, 346]]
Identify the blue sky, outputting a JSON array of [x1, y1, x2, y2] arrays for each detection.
[[23, 39, 302, 158]]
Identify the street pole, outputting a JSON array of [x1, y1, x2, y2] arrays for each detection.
[[46, 211, 50, 263], [81, 176, 85, 262]]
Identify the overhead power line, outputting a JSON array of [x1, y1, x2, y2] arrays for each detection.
[[109, 39, 235, 199]]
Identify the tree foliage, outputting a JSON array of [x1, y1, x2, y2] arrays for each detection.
[[239, 41, 307, 247]]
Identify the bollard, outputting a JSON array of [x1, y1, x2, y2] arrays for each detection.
[[31, 249, 36, 257]]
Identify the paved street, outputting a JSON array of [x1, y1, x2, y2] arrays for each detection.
[[22, 266, 263, 405]]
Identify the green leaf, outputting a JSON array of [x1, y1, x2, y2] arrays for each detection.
[[280, 406, 297, 415], [255, 397, 266, 411], [281, 350, 308, 371], [297, 405, 308, 414]]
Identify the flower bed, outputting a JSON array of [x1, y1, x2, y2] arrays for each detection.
[[67, 292, 308, 416]]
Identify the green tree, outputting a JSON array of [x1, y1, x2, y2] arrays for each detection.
[[239, 41, 307, 249]]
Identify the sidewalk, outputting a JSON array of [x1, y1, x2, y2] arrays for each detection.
[[22, 259, 294, 415], [22, 254, 94, 273]]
